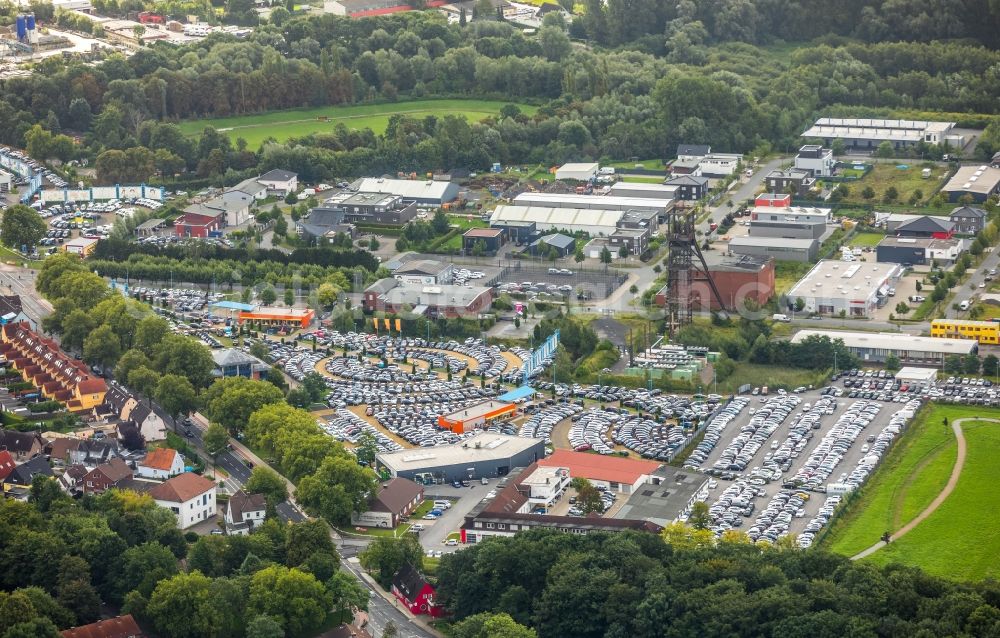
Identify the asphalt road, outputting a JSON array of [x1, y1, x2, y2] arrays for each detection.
[[946, 246, 999, 319], [0, 266, 52, 325], [344, 559, 434, 638]]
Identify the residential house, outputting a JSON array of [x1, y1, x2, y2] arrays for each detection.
[[391, 563, 443, 618], [150, 472, 217, 529], [0, 322, 108, 411], [664, 175, 709, 201], [794, 144, 835, 177], [47, 436, 82, 465], [225, 490, 267, 535], [351, 477, 424, 528], [69, 439, 121, 466], [257, 169, 298, 197], [100, 383, 166, 442], [60, 614, 145, 638], [6, 455, 53, 485], [0, 449, 14, 481], [392, 260, 454, 285], [676, 144, 710, 162], [59, 464, 88, 494], [0, 429, 45, 461], [137, 447, 185, 480], [82, 457, 133, 494], [608, 227, 650, 255], [949, 206, 987, 234], [765, 168, 815, 196], [0, 295, 35, 330]]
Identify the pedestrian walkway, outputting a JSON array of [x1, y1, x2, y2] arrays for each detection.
[[852, 417, 991, 560]]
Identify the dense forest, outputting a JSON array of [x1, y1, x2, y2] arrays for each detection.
[[436, 528, 1000, 638], [3, 8, 1000, 184]]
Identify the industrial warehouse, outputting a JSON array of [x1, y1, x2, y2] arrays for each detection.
[[785, 260, 902, 317], [790, 329, 976, 366], [375, 433, 545, 484]]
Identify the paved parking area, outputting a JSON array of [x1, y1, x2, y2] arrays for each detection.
[[688, 385, 916, 542]]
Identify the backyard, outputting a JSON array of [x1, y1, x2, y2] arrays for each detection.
[[837, 163, 950, 207], [176, 99, 536, 148], [848, 231, 885, 247], [821, 404, 1000, 580]]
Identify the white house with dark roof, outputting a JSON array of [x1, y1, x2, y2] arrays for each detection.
[[225, 490, 267, 534], [258, 169, 298, 197]]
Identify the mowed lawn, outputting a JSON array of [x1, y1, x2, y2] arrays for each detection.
[[822, 404, 1000, 579], [863, 419, 1000, 579], [177, 99, 536, 147], [849, 231, 885, 247]]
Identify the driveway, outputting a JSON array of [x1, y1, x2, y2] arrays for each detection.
[[418, 482, 494, 551]]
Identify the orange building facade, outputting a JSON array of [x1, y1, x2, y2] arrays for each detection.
[[438, 400, 516, 434], [237, 306, 315, 330], [0, 322, 107, 412]]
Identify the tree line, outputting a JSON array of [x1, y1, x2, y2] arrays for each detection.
[[2, 11, 1000, 188], [435, 526, 1000, 638]]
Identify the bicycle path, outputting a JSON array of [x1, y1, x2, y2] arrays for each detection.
[[851, 417, 993, 560]]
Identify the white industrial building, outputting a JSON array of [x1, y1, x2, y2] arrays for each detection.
[[0, 169, 11, 193], [554, 163, 599, 181], [802, 117, 956, 149], [790, 330, 976, 366], [698, 153, 742, 177], [349, 177, 460, 206], [491, 205, 623, 235], [942, 165, 1000, 204], [786, 260, 902, 317], [513, 192, 671, 214], [606, 181, 678, 199]]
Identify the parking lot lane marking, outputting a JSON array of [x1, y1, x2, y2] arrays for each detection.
[[851, 417, 992, 561]]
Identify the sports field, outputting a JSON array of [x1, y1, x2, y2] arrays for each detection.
[[177, 99, 535, 148], [822, 404, 1000, 579]]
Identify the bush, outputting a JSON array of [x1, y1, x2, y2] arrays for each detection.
[[27, 400, 62, 413]]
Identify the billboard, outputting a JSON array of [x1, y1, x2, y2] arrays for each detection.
[[523, 329, 559, 384]]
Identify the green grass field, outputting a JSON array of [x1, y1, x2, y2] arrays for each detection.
[[621, 175, 667, 183], [841, 164, 946, 206], [774, 260, 812, 294], [714, 362, 829, 393], [849, 231, 885, 247], [822, 405, 1000, 579], [177, 99, 536, 148]]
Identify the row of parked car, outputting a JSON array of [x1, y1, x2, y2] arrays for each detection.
[[682, 398, 751, 471], [321, 409, 403, 454], [612, 417, 688, 461]]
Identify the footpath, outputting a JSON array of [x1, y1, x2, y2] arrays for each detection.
[[851, 417, 990, 560]]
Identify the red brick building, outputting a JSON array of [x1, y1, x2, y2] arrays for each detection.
[[174, 211, 224, 238], [82, 457, 133, 494], [656, 255, 775, 311]]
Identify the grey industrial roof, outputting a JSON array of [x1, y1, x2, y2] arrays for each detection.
[[377, 433, 540, 472], [394, 259, 451, 276], [533, 233, 576, 249], [259, 168, 297, 182], [802, 117, 954, 142], [790, 329, 976, 355], [491, 205, 623, 231], [230, 177, 266, 195], [614, 466, 708, 526], [136, 218, 166, 230], [666, 175, 709, 186], [350, 177, 456, 200], [676, 144, 710, 156], [513, 192, 670, 211], [943, 166, 1000, 196]]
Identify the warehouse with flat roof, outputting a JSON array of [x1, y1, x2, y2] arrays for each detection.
[[801, 117, 955, 149], [490, 205, 623, 236], [790, 329, 976, 366], [607, 181, 678, 199], [376, 433, 545, 483], [727, 236, 818, 263], [513, 192, 671, 214], [941, 165, 1000, 204], [786, 260, 901, 317], [348, 177, 460, 206]]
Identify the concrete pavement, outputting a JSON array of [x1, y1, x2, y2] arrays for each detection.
[[946, 247, 999, 319]]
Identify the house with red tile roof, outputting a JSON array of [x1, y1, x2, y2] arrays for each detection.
[[60, 614, 145, 638], [0, 322, 107, 411], [82, 458, 133, 494], [0, 450, 15, 481], [149, 472, 216, 529], [137, 448, 184, 480], [539, 449, 660, 494]]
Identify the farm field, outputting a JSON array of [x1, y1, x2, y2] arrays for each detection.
[[177, 99, 536, 147], [822, 405, 1000, 579]]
